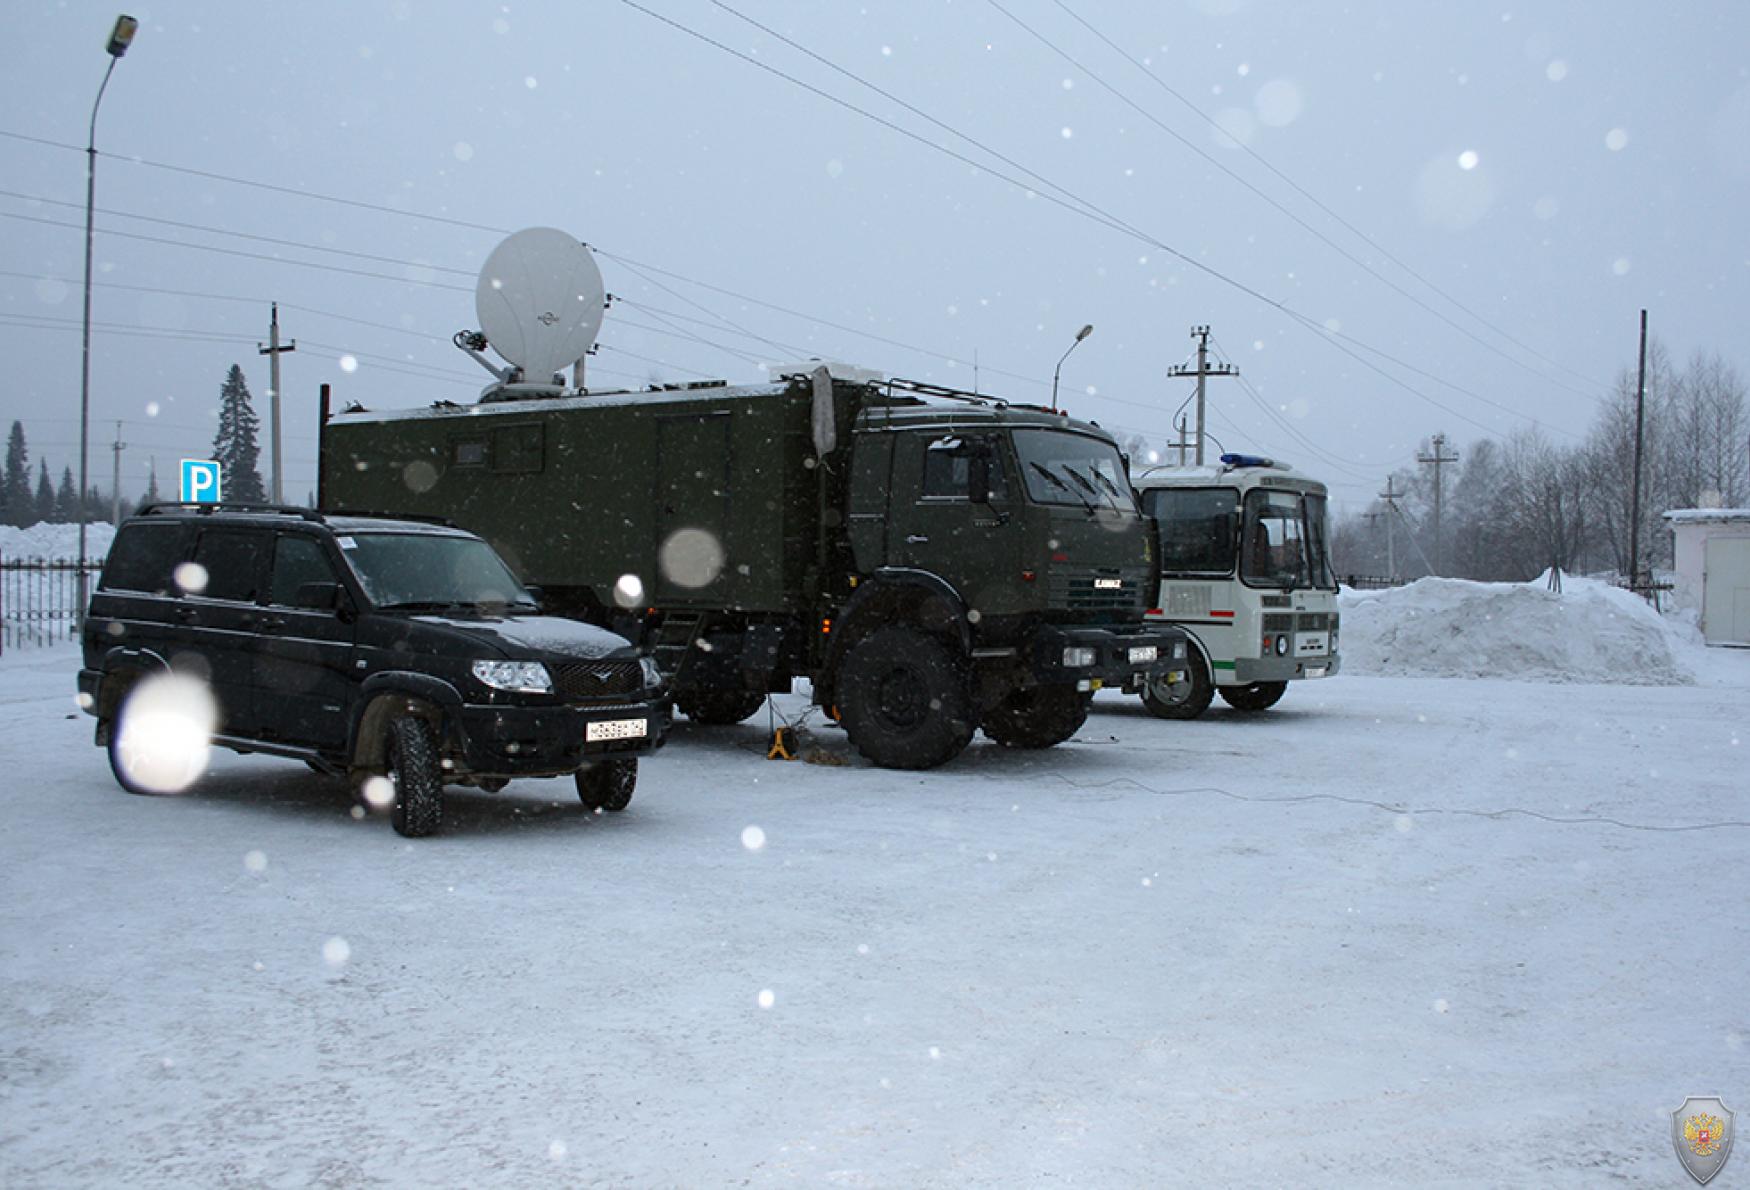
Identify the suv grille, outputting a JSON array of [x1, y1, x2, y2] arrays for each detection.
[[552, 660, 644, 701]]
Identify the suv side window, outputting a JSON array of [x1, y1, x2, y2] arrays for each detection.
[[100, 523, 184, 594], [190, 529, 267, 603], [269, 534, 338, 606]]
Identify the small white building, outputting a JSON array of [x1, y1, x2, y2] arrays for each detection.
[[1664, 508, 1750, 646]]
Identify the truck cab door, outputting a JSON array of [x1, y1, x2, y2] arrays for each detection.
[[892, 432, 1018, 610]]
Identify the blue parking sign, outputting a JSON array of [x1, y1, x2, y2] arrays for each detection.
[[181, 459, 223, 504]]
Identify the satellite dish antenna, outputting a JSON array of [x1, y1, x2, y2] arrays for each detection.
[[474, 227, 605, 385]]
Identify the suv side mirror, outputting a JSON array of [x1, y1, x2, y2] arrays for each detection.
[[295, 580, 344, 612]]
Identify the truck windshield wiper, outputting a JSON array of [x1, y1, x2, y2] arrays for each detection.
[[1032, 461, 1097, 514]]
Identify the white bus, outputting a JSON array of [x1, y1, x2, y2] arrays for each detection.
[[1131, 454, 1339, 718]]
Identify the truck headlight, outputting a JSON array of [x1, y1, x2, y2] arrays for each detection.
[[1062, 646, 1097, 668], [640, 656, 664, 688], [472, 660, 552, 693]]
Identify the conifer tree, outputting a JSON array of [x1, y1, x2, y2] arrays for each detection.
[[54, 466, 78, 522], [34, 460, 55, 524], [212, 364, 266, 503], [143, 458, 160, 506], [2, 421, 30, 527]]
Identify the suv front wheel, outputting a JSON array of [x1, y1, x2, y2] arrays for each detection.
[[387, 716, 444, 837]]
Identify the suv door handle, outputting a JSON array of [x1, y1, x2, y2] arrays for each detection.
[[906, 534, 930, 544]]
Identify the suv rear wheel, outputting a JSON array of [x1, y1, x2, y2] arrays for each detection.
[[387, 716, 444, 837], [576, 757, 636, 812]]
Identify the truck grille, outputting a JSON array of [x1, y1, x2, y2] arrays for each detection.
[[552, 660, 644, 701], [1049, 567, 1147, 613]]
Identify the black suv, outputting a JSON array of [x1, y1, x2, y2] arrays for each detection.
[[78, 504, 671, 836]]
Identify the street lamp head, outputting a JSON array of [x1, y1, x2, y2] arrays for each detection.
[[1075, 323, 1094, 342], [106, 15, 138, 58]]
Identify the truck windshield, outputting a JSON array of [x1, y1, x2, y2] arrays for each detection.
[[1011, 429, 1137, 513], [342, 532, 536, 610], [1240, 489, 1336, 590]]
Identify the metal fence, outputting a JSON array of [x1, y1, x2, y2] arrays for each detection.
[[1, 558, 100, 652]]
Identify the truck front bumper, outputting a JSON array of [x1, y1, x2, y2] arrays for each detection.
[[1028, 623, 1191, 691], [450, 695, 672, 778]]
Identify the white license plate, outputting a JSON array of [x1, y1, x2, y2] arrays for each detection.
[[1305, 666, 1328, 679], [1294, 632, 1329, 657], [1129, 645, 1158, 663], [587, 717, 648, 742], [1094, 577, 1123, 590]]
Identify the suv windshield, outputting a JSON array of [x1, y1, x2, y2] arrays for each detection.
[[1010, 429, 1137, 513], [1240, 489, 1336, 590], [341, 531, 535, 610]]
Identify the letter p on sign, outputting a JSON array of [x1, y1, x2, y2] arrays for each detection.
[[181, 459, 223, 504]]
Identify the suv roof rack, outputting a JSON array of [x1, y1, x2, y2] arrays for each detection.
[[138, 501, 323, 521], [320, 507, 459, 529]]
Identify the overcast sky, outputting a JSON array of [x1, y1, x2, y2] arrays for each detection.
[[4, 1, 1747, 511]]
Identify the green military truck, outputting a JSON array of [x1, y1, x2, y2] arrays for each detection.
[[318, 368, 1187, 769]]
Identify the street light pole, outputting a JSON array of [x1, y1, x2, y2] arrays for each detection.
[[77, 14, 138, 625], [1050, 323, 1094, 415]]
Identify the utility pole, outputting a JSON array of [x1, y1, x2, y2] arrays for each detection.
[[110, 420, 126, 525], [258, 302, 296, 503], [1417, 433, 1459, 575], [1167, 325, 1238, 465], [1628, 308, 1648, 590], [1377, 475, 1403, 581]]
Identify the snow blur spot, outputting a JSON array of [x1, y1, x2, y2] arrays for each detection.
[[1605, 128, 1628, 151], [492, 17, 509, 35], [856, 943, 870, 955], [524, 76, 538, 90], [547, 1139, 567, 1161], [741, 825, 767, 851], [881, 45, 892, 57], [322, 937, 351, 968], [928, 1046, 942, 1060], [35, 277, 70, 305], [349, 805, 366, 820], [244, 850, 268, 873], [967, 608, 982, 624], [880, 1077, 892, 1089], [452, 141, 474, 162], [253, 961, 264, 971], [174, 561, 209, 595], [1061, 77, 1074, 90], [338, 354, 359, 374], [986, 851, 997, 862], [1457, 150, 1479, 171], [1060, 126, 1074, 139], [825, 158, 844, 178], [1612, 257, 1631, 276], [1237, 62, 1250, 77], [401, 460, 438, 494], [659, 527, 725, 589], [1254, 78, 1303, 127], [1141, 877, 1152, 887], [112, 673, 216, 793], [613, 573, 645, 608], [360, 776, 395, 810], [1545, 59, 1567, 82], [1414, 150, 1497, 230], [146, 401, 161, 417], [757, 988, 775, 1009], [1533, 195, 1560, 220], [1252, 339, 1265, 352], [1394, 815, 1413, 833], [75, 691, 95, 711], [1433, 998, 1450, 1014]]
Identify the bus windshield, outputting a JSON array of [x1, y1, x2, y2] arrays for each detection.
[[1240, 488, 1336, 590], [1011, 429, 1137, 513], [1143, 487, 1240, 576]]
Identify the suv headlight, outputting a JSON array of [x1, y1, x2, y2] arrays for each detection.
[[1062, 646, 1097, 668], [472, 660, 552, 693], [640, 656, 664, 688]]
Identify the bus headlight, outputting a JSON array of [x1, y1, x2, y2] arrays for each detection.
[[1275, 636, 1289, 657], [1062, 646, 1097, 668]]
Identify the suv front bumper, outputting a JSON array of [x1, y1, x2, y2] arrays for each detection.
[[451, 695, 672, 778], [1028, 623, 1190, 691]]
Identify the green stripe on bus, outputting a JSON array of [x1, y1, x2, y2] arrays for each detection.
[[1212, 660, 1237, 671]]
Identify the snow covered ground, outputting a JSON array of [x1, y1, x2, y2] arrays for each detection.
[[3, 580, 1748, 1186]]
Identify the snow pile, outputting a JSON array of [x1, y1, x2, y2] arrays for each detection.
[[1338, 574, 1698, 685], [0, 521, 115, 563]]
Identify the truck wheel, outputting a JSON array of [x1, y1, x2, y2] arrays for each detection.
[[576, 757, 636, 812], [1219, 680, 1288, 712], [836, 627, 973, 769], [1140, 659, 1213, 720], [387, 716, 444, 838], [675, 690, 767, 726], [981, 685, 1089, 749]]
